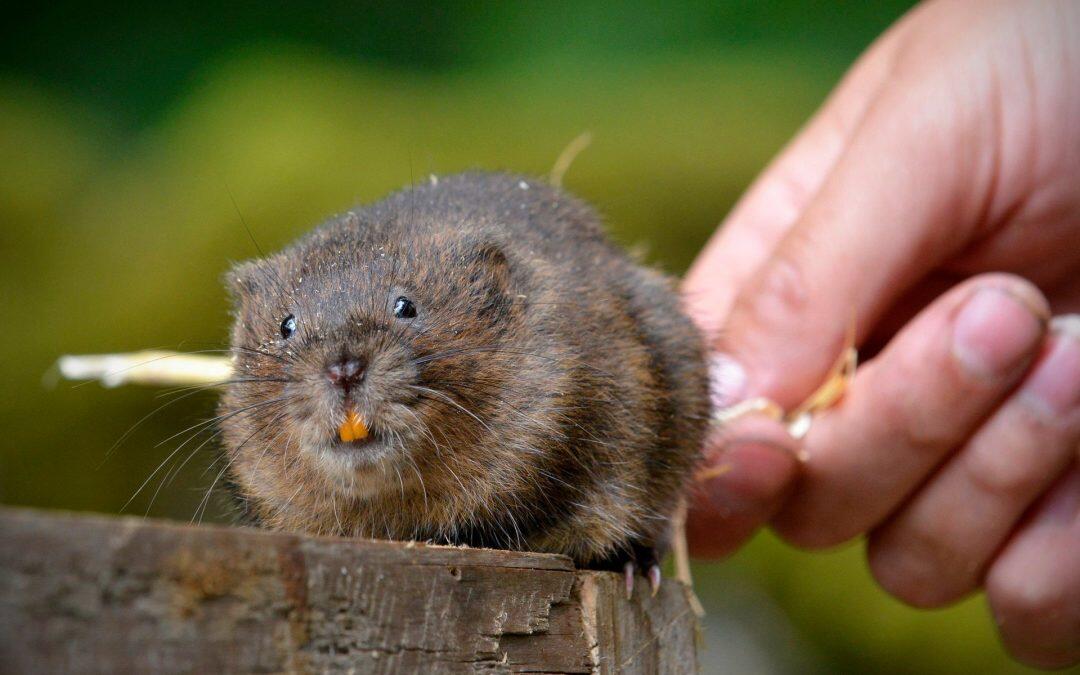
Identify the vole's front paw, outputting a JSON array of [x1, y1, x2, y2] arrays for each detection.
[[594, 542, 662, 599]]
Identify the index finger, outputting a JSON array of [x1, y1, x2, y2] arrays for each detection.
[[682, 12, 908, 333], [715, 38, 996, 407]]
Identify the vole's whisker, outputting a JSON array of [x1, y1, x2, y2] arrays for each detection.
[[156, 377, 289, 399], [403, 453, 429, 513], [125, 399, 288, 514], [231, 344, 291, 363], [204, 409, 287, 484], [185, 406, 289, 524], [149, 424, 228, 514], [193, 460, 232, 526], [329, 489, 344, 535], [408, 385, 496, 437], [415, 346, 620, 382], [247, 414, 292, 479], [155, 396, 290, 448], [181, 343, 292, 364], [430, 375, 635, 440], [103, 385, 215, 464], [398, 406, 443, 459], [168, 400, 287, 457]]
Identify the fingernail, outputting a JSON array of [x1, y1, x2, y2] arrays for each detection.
[[952, 288, 1044, 378], [1019, 316, 1080, 417], [709, 352, 747, 410]]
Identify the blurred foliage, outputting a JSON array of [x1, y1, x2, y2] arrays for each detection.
[[0, 2, 1042, 673]]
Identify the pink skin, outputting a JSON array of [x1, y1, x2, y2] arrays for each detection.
[[682, 0, 1080, 668]]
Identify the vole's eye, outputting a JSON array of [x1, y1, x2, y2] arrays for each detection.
[[280, 314, 297, 339], [393, 296, 417, 319]]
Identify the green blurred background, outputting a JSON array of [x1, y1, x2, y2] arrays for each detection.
[[0, 2, 1047, 673]]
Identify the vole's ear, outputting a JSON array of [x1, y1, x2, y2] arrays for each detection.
[[462, 242, 522, 320], [223, 260, 260, 302], [465, 242, 513, 292]]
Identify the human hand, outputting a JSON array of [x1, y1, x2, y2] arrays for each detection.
[[683, 0, 1080, 667]]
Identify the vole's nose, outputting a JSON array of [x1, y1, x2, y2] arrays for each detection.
[[326, 357, 366, 390]]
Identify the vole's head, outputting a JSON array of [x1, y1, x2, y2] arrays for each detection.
[[220, 212, 530, 530]]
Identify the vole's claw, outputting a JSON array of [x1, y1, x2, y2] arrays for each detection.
[[623, 561, 636, 599], [647, 564, 662, 596]]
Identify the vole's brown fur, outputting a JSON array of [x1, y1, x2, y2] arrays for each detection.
[[220, 171, 709, 571]]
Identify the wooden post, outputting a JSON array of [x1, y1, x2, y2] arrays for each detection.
[[0, 507, 698, 673]]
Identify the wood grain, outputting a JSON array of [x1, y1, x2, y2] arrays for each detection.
[[0, 507, 698, 674]]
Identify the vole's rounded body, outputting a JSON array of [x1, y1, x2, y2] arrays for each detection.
[[221, 172, 709, 570]]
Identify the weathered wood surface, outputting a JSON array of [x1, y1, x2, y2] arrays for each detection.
[[0, 507, 698, 674]]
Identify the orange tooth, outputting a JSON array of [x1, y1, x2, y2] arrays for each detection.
[[339, 409, 369, 442]]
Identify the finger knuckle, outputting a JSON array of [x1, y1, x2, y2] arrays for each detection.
[[874, 366, 955, 454], [987, 565, 1070, 624], [764, 166, 817, 225], [963, 406, 1069, 501], [866, 532, 969, 609], [741, 250, 810, 332], [771, 506, 860, 550], [964, 447, 1047, 503]]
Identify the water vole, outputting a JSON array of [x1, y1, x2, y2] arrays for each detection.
[[220, 171, 709, 578]]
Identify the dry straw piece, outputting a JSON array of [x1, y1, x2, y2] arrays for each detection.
[[57, 351, 234, 388], [710, 319, 858, 440]]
